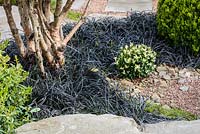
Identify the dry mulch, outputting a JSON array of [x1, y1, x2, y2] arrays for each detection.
[[162, 80, 200, 115], [77, 0, 200, 116]]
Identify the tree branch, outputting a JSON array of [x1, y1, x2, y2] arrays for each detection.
[[53, 0, 75, 29], [36, 2, 55, 65], [54, 0, 62, 21], [43, 0, 51, 22], [18, 0, 35, 53], [62, 19, 84, 45], [28, 0, 45, 76], [62, 0, 91, 46], [59, 0, 75, 19], [3, 1, 26, 57]]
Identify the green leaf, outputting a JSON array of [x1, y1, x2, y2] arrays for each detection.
[[30, 108, 41, 113]]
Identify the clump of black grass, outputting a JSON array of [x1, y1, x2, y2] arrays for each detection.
[[25, 36, 171, 124], [25, 45, 146, 123], [26, 63, 170, 124]]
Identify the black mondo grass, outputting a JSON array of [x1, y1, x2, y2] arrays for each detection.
[[6, 12, 200, 125], [26, 45, 150, 124], [63, 11, 200, 68], [26, 56, 171, 124]]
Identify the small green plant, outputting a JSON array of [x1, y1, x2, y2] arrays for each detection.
[[50, 0, 56, 11], [66, 10, 81, 21], [50, 0, 81, 21], [115, 43, 156, 79], [0, 40, 38, 133], [157, 0, 200, 54], [145, 102, 197, 121]]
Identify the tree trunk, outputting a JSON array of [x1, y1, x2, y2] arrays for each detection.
[[1, 0, 90, 76]]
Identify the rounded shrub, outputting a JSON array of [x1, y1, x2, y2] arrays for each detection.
[[157, 0, 200, 53], [115, 43, 156, 79]]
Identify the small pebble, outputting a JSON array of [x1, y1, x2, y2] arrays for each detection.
[[162, 105, 171, 110], [151, 93, 161, 103], [168, 68, 176, 76], [179, 86, 189, 91], [159, 71, 167, 77], [156, 66, 168, 72], [177, 79, 186, 84], [163, 74, 171, 80]]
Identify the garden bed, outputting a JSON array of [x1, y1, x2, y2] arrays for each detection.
[[5, 11, 200, 125]]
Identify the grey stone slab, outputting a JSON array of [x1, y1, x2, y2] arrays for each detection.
[[144, 120, 200, 134], [71, 0, 86, 10], [105, 0, 152, 12]]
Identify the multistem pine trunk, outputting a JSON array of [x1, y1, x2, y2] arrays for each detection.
[[1, 0, 90, 76]]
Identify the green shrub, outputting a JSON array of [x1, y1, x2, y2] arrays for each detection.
[[157, 0, 200, 54], [115, 43, 156, 79], [0, 40, 35, 134]]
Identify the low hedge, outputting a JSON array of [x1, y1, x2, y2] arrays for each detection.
[[0, 40, 35, 133], [157, 0, 200, 54]]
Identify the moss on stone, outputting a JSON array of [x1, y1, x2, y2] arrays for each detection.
[[145, 102, 197, 121]]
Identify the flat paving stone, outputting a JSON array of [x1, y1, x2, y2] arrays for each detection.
[[105, 0, 152, 12], [71, 0, 86, 10]]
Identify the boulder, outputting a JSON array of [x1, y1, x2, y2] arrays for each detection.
[[16, 114, 200, 134], [16, 114, 142, 134], [144, 120, 200, 134]]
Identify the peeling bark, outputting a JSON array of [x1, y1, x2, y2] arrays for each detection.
[[54, 0, 62, 20], [53, 0, 75, 29], [43, 0, 51, 22], [28, 0, 45, 75], [18, 0, 35, 53], [1, 0, 91, 75], [3, 1, 26, 57]]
